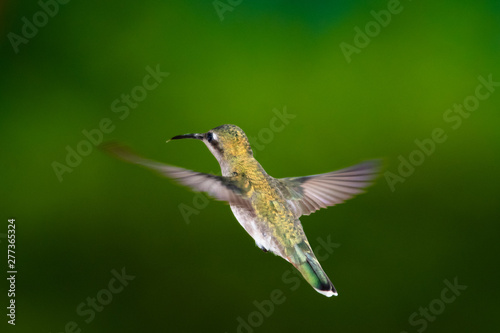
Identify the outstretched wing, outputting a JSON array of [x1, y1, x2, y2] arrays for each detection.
[[278, 160, 380, 217], [102, 142, 251, 209]]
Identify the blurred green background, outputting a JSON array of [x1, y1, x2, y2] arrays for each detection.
[[1, 0, 499, 332]]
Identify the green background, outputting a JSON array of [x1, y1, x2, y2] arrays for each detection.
[[1, 0, 499, 332]]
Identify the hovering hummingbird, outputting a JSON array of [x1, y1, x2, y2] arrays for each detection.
[[104, 124, 379, 297]]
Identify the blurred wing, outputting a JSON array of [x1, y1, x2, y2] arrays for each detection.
[[102, 142, 251, 209], [278, 160, 380, 217]]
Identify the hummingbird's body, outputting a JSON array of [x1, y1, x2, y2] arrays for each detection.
[[105, 124, 379, 297]]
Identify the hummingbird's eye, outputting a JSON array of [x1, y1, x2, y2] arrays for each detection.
[[206, 132, 214, 142]]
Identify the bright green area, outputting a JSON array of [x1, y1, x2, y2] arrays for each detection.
[[1, 0, 499, 332]]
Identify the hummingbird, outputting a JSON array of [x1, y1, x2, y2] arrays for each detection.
[[104, 124, 379, 297]]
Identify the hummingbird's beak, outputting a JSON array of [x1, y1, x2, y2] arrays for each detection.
[[167, 133, 204, 143]]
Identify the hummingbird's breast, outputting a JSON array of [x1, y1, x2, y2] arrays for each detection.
[[228, 160, 306, 258]]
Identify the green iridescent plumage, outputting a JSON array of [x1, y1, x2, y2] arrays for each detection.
[[104, 124, 380, 297]]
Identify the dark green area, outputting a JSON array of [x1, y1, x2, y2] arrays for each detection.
[[1, 0, 499, 332]]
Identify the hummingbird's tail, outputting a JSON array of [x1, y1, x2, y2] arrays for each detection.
[[292, 242, 337, 297]]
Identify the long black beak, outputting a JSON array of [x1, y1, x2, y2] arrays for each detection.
[[168, 133, 204, 142]]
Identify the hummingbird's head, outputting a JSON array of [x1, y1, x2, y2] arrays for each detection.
[[169, 124, 253, 171]]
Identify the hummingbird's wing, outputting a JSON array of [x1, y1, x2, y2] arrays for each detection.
[[102, 142, 251, 209], [278, 160, 380, 217]]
